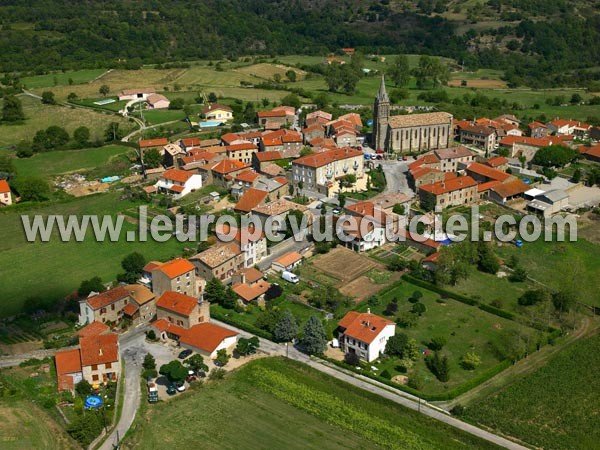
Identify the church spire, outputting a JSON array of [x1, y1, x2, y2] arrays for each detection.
[[377, 75, 389, 102]]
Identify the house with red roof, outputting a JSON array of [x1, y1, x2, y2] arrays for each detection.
[[418, 176, 479, 210], [0, 180, 12, 206], [202, 103, 233, 122], [150, 258, 200, 298], [272, 251, 303, 272], [257, 108, 293, 129], [234, 187, 269, 213], [78, 285, 153, 326], [215, 223, 268, 268], [527, 121, 549, 138], [206, 158, 250, 187], [179, 323, 238, 358], [580, 143, 600, 163], [338, 310, 396, 362], [154, 168, 203, 199], [191, 242, 244, 283], [546, 119, 590, 137], [232, 279, 271, 305], [226, 142, 258, 164], [55, 348, 83, 393], [155, 291, 209, 329], [459, 124, 497, 153]]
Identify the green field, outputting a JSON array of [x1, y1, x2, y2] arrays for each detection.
[[356, 279, 540, 395], [0, 95, 133, 150], [495, 237, 600, 308], [0, 193, 187, 317], [465, 332, 600, 449], [21, 69, 107, 89], [124, 357, 499, 450], [12, 144, 131, 179]]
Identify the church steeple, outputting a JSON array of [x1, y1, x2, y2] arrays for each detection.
[[377, 75, 389, 102]]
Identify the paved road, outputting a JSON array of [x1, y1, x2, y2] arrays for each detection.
[[379, 160, 414, 196], [257, 235, 312, 271]]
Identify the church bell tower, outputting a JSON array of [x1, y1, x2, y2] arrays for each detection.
[[373, 75, 390, 152]]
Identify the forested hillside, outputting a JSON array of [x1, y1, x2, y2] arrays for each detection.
[[0, 0, 599, 88]]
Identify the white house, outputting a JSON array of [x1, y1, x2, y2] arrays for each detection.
[[179, 323, 239, 358], [338, 310, 396, 362], [272, 251, 303, 272], [0, 180, 12, 206], [154, 168, 203, 199], [118, 88, 155, 101]]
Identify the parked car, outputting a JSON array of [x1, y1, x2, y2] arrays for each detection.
[[166, 383, 177, 395], [332, 208, 341, 214], [178, 349, 193, 359], [176, 382, 186, 392]]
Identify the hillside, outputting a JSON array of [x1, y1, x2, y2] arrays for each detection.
[[0, 1, 599, 88]]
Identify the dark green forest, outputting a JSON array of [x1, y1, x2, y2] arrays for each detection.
[[0, 0, 599, 88]]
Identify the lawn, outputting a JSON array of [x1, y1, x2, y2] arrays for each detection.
[[356, 279, 539, 395], [465, 332, 600, 450], [0, 95, 133, 150], [495, 237, 600, 308], [12, 144, 131, 179], [0, 192, 188, 317], [123, 357, 499, 450], [21, 69, 107, 89]]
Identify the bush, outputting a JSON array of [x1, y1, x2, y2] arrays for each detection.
[[428, 336, 447, 351], [426, 352, 450, 382], [411, 302, 426, 316], [518, 289, 549, 306], [380, 369, 392, 379], [460, 352, 481, 370], [344, 352, 360, 366], [209, 368, 226, 380]]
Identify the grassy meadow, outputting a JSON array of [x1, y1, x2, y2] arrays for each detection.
[[465, 332, 600, 450], [0, 192, 188, 318], [123, 357, 500, 450]]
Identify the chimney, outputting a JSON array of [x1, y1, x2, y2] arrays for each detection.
[[367, 307, 371, 314], [99, 348, 103, 357]]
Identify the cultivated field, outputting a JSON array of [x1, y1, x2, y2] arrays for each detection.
[[12, 144, 131, 179], [123, 358, 499, 450], [0, 192, 188, 318], [465, 332, 600, 449], [0, 95, 132, 150], [447, 79, 508, 88], [0, 400, 77, 449]]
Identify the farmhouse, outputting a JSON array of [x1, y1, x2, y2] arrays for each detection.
[[118, 88, 154, 101], [154, 169, 203, 198], [179, 323, 238, 358], [232, 279, 271, 305], [155, 291, 209, 328], [150, 258, 200, 298], [257, 109, 293, 129], [191, 242, 244, 283], [373, 77, 452, 153], [489, 179, 531, 204], [418, 176, 478, 209], [139, 138, 169, 159], [146, 93, 170, 109], [459, 124, 496, 153], [78, 285, 153, 326], [338, 311, 396, 362], [0, 180, 12, 206]]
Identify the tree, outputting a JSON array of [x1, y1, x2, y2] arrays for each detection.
[[460, 352, 481, 370], [159, 360, 188, 382], [477, 242, 500, 274], [532, 145, 577, 168], [264, 283, 283, 301], [301, 315, 327, 355], [426, 351, 450, 382], [118, 252, 145, 283], [411, 302, 426, 316], [208, 92, 218, 103], [344, 352, 360, 366], [214, 348, 230, 366], [281, 93, 300, 109], [392, 203, 405, 215], [45, 126, 69, 149], [273, 309, 298, 342], [286, 69, 297, 82], [509, 265, 528, 282], [78, 276, 104, 297], [15, 140, 33, 158], [143, 148, 162, 169], [572, 167, 582, 183], [428, 336, 446, 351], [67, 92, 78, 101], [222, 286, 238, 309], [2, 95, 25, 121], [185, 354, 208, 373], [387, 55, 410, 87], [273, 73, 281, 83], [73, 126, 90, 147], [235, 336, 260, 356], [14, 176, 49, 201], [99, 85, 110, 96], [143, 353, 156, 370], [169, 97, 185, 110], [204, 277, 226, 304], [75, 379, 92, 397], [411, 290, 423, 302], [385, 333, 408, 357], [413, 56, 449, 89], [41, 91, 56, 105], [570, 93, 582, 104], [405, 338, 420, 361], [552, 290, 576, 313], [105, 122, 124, 142]]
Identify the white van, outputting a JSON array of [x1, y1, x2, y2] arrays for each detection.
[[281, 271, 299, 284]]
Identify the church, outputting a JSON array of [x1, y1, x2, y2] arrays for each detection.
[[372, 76, 453, 153]]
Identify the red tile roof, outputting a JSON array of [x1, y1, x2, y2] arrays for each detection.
[[484, 156, 508, 167], [338, 312, 395, 344], [258, 110, 288, 118], [202, 103, 233, 114], [255, 151, 283, 162], [419, 176, 478, 195], [153, 258, 195, 278], [79, 333, 119, 366], [181, 138, 201, 147], [293, 147, 362, 168], [220, 132, 241, 144], [139, 138, 168, 148], [477, 180, 502, 193], [235, 170, 260, 183], [55, 348, 82, 375], [241, 267, 264, 284], [179, 323, 238, 353], [582, 144, 600, 158], [85, 286, 130, 310], [162, 169, 193, 183], [227, 142, 257, 152], [78, 321, 110, 338], [499, 135, 563, 147], [273, 251, 302, 267], [467, 162, 513, 182], [423, 252, 440, 263], [0, 180, 10, 193], [150, 319, 187, 337], [211, 159, 249, 174], [156, 292, 198, 317], [234, 188, 268, 213], [123, 303, 139, 316], [491, 179, 530, 199], [527, 121, 547, 129], [233, 280, 270, 302]]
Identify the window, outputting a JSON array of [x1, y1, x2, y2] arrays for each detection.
[[106, 362, 112, 369], [92, 374, 99, 381], [177, 277, 181, 283], [111, 304, 115, 311], [92, 364, 98, 371]]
